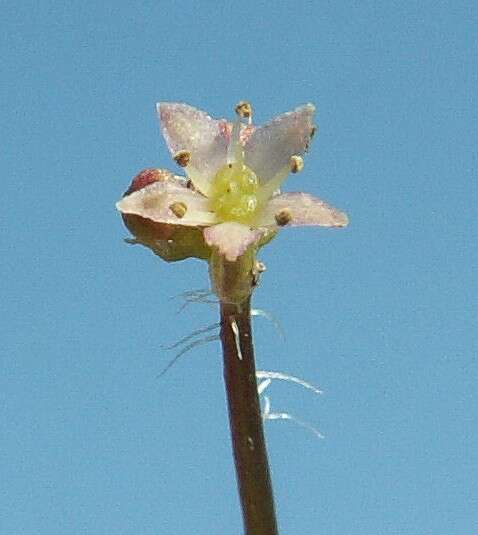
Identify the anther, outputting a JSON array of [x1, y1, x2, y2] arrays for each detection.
[[290, 155, 304, 174], [169, 202, 188, 218], [173, 150, 191, 167], [235, 101, 253, 119], [275, 209, 292, 226]]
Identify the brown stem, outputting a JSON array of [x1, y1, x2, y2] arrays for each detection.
[[220, 298, 279, 535]]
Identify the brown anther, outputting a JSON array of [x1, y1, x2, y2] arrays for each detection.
[[235, 101, 253, 118], [169, 201, 188, 218], [173, 150, 191, 167], [275, 209, 292, 226], [290, 155, 304, 173]]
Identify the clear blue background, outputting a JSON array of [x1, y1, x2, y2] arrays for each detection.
[[2, 1, 477, 533]]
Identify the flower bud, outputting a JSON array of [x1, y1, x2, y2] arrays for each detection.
[[123, 168, 170, 197]]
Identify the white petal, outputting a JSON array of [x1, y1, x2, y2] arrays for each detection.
[[257, 192, 349, 228], [116, 177, 217, 226], [203, 222, 263, 262], [158, 103, 230, 195], [244, 104, 315, 184]]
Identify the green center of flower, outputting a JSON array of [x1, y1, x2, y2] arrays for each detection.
[[210, 163, 260, 224]]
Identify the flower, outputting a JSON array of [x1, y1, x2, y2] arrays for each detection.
[[117, 102, 348, 263]]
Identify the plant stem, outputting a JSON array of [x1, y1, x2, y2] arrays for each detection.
[[220, 298, 279, 535]]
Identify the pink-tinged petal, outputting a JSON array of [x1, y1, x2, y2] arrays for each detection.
[[203, 222, 263, 262], [244, 104, 315, 184], [116, 176, 217, 227], [257, 192, 349, 228], [123, 168, 172, 196], [158, 103, 230, 194]]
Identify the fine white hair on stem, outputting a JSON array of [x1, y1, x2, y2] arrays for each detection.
[[161, 322, 221, 350], [263, 395, 272, 415], [257, 371, 324, 439], [157, 334, 220, 378], [262, 395, 324, 439], [257, 378, 272, 396], [172, 288, 212, 299], [158, 291, 220, 376], [251, 308, 285, 340], [230, 319, 243, 361], [256, 370, 323, 395], [171, 289, 218, 312]]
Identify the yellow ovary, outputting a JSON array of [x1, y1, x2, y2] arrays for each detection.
[[210, 163, 261, 224]]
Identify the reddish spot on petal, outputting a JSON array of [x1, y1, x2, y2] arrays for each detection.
[[123, 168, 170, 196], [240, 125, 255, 145], [218, 120, 232, 143], [218, 121, 255, 147]]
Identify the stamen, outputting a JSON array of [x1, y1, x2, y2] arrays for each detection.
[[290, 155, 304, 173], [256, 164, 290, 203], [227, 119, 244, 164], [257, 155, 305, 204], [275, 209, 292, 226], [235, 101, 253, 120], [169, 201, 188, 218], [173, 150, 191, 167], [185, 165, 212, 198], [228, 101, 252, 164]]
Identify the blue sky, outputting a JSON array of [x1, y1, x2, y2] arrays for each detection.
[[1, 1, 477, 533]]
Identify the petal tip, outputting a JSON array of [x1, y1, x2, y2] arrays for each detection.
[[304, 102, 316, 114], [326, 205, 349, 228], [259, 192, 348, 229], [204, 222, 262, 262], [338, 212, 349, 227], [157, 101, 175, 120], [115, 197, 127, 214], [157, 101, 188, 122]]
